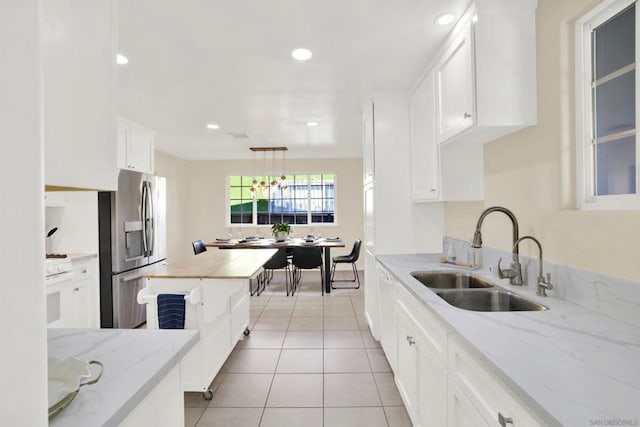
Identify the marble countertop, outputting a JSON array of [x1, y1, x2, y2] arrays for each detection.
[[377, 254, 640, 427], [48, 328, 199, 427], [146, 248, 277, 279]]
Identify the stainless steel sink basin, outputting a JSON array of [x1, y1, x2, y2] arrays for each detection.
[[411, 271, 494, 289], [434, 289, 548, 312]]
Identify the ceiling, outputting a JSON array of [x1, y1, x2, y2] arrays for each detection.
[[118, 0, 469, 160]]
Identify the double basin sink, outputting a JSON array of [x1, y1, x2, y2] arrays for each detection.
[[410, 271, 547, 312]]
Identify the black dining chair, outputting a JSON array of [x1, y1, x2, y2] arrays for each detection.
[[330, 239, 361, 289], [291, 246, 324, 296], [257, 248, 292, 296], [192, 240, 207, 255]]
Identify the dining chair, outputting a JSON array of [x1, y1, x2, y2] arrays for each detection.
[[291, 246, 324, 295], [330, 239, 361, 289], [192, 240, 207, 255], [257, 248, 292, 296]]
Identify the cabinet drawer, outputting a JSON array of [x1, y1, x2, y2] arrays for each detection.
[[395, 284, 448, 365], [448, 336, 542, 427], [71, 257, 96, 281]]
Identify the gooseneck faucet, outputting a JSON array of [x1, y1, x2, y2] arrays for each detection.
[[512, 236, 553, 296], [471, 206, 523, 286]]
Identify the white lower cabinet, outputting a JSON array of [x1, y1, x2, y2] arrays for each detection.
[[383, 268, 544, 427], [377, 265, 396, 370], [396, 299, 447, 427], [364, 249, 380, 339], [70, 257, 99, 328]]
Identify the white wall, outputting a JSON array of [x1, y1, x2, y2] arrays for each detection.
[[0, 0, 48, 424], [45, 192, 99, 254], [445, 0, 640, 282]]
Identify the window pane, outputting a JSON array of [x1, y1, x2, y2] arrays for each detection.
[[595, 136, 637, 195], [594, 4, 635, 80], [594, 70, 635, 138]]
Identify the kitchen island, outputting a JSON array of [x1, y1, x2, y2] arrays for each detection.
[[142, 248, 277, 398], [48, 328, 198, 427]]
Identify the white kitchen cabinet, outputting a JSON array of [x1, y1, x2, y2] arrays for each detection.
[[436, 23, 475, 143], [42, 0, 118, 191], [395, 298, 447, 427], [44, 192, 65, 207], [70, 256, 99, 328], [448, 376, 490, 427], [409, 70, 440, 202], [118, 118, 155, 174], [377, 265, 396, 370], [434, 0, 537, 146], [364, 248, 380, 338], [363, 103, 375, 186]]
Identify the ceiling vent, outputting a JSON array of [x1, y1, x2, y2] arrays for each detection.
[[226, 132, 250, 140]]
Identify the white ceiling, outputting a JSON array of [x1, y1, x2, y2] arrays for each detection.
[[118, 0, 469, 160]]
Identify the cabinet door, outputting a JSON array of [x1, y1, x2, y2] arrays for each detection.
[[437, 24, 475, 142], [362, 102, 375, 185], [378, 274, 396, 370], [71, 280, 91, 328], [448, 378, 490, 427], [395, 310, 418, 420], [410, 69, 440, 201], [127, 126, 154, 174], [42, 0, 117, 191], [363, 250, 379, 338], [416, 337, 447, 427]]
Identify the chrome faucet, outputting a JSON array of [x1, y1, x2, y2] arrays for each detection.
[[513, 236, 553, 296], [471, 206, 523, 286]]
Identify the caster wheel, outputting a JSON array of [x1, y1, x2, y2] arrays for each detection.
[[243, 327, 251, 337], [202, 389, 213, 400]]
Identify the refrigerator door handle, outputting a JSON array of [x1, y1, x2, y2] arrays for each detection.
[[147, 181, 155, 256], [141, 182, 148, 256]]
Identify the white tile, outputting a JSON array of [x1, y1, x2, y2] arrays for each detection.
[[374, 373, 403, 406], [324, 407, 388, 427], [324, 305, 354, 316], [324, 331, 365, 348], [324, 373, 382, 407], [197, 407, 262, 427], [360, 329, 382, 349], [384, 406, 412, 427], [324, 349, 371, 373], [288, 316, 324, 331], [276, 349, 323, 373], [283, 331, 323, 349], [266, 374, 323, 407], [324, 316, 359, 330], [261, 306, 294, 317], [184, 392, 209, 408], [366, 348, 392, 372], [226, 349, 280, 373], [239, 331, 286, 349], [252, 317, 291, 331], [292, 305, 324, 317], [260, 408, 323, 427], [184, 407, 204, 427], [209, 373, 273, 407]]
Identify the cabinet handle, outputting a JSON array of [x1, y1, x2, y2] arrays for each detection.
[[429, 188, 436, 192], [498, 413, 513, 426], [406, 336, 415, 346], [464, 112, 472, 119], [73, 287, 80, 291], [81, 269, 88, 274]]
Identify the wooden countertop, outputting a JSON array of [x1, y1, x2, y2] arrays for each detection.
[[145, 248, 277, 279]]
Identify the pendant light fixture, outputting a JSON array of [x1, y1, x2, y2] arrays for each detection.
[[280, 149, 288, 190], [249, 146, 288, 194]]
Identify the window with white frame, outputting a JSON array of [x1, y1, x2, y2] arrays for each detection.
[[227, 174, 336, 225], [576, 0, 639, 210]]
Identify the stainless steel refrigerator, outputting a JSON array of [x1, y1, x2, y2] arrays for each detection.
[[98, 169, 167, 328]]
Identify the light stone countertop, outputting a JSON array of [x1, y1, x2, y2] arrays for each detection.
[[48, 328, 199, 427], [377, 254, 640, 427]]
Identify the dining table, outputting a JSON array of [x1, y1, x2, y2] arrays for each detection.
[[205, 237, 346, 294]]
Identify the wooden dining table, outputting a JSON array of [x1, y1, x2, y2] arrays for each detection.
[[205, 237, 346, 294]]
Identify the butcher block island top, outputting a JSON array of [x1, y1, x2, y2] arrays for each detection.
[[145, 248, 277, 279]]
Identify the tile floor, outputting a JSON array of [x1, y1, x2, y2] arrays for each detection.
[[184, 270, 412, 427]]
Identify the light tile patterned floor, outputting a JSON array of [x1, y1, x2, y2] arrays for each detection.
[[184, 270, 412, 427]]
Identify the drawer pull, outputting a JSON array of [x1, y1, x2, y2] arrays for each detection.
[[498, 413, 513, 426], [81, 269, 88, 274], [406, 336, 415, 346], [73, 287, 80, 291]]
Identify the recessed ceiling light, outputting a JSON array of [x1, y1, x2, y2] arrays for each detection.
[[306, 121, 319, 127], [206, 123, 220, 130], [116, 53, 129, 65], [291, 48, 312, 61], [435, 12, 457, 25]]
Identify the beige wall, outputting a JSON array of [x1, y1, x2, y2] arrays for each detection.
[[445, 0, 640, 282], [154, 150, 192, 262], [156, 152, 364, 263]]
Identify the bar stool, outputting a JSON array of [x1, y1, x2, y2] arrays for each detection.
[[330, 239, 361, 289]]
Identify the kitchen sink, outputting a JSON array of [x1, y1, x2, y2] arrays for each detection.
[[410, 271, 494, 289], [434, 289, 548, 312]]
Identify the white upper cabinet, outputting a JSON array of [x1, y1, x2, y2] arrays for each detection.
[[362, 103, 375, 186], [436, 24, 475, 142], [42, 0, 117, 191], [118, 118, 155, 174], [436, 0, 537, 145], [409, 70, 440, 202]]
